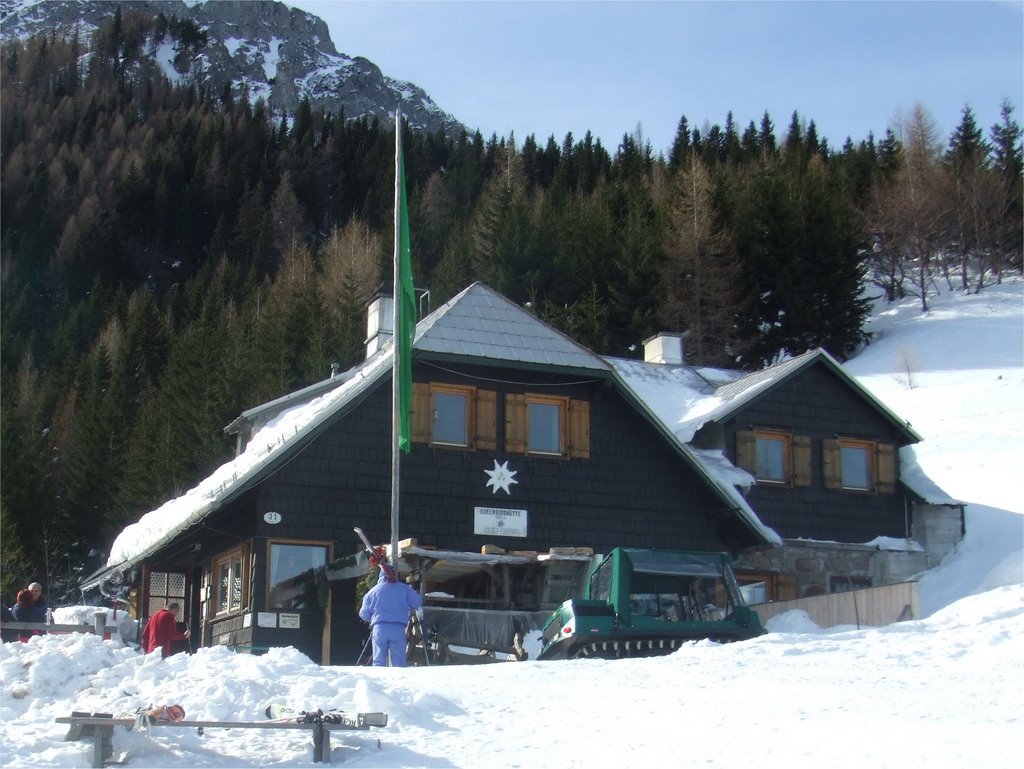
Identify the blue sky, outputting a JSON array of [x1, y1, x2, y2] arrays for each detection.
[[302, 0, 1024, 155]]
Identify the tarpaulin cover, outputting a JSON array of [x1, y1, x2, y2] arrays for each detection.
[[422, 607, 552, 650]]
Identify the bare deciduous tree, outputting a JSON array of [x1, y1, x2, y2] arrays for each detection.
[[661, 151, 741, 365]]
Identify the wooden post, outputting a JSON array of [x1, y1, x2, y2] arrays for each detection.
[[93, 612, 107, 638]]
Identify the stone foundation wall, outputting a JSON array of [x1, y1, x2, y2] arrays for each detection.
[[735, 540, 930, 599]]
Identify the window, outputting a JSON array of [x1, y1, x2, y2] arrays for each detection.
[[411, 383, 497, 450], [147, 570, 187, 619], [736, 429, 811, 486], [505, 394, 589, 458], [840, 440, 872, 490], [267, 541, 330, 610], [754, 432, 789, 482], [528, 397, 564, 454], [823, 438, 896, 493], [211, 547, 246, 616], [432, 387, 470, 445], [736, 572, 797, 603]]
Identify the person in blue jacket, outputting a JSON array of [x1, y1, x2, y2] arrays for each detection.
[[358, 568, 422, 667]]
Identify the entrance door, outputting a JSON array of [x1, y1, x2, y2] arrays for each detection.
[[143, 568, 190, 655], [266, 540, 333, 663]]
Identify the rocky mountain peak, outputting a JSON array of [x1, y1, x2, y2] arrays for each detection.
[[0, 0, 465, 137]]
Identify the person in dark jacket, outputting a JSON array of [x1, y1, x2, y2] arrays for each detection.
[[11, 582, 48, 642], [12, 582, 47, 622], [358, 568, 423, 667], [140, 603, 191, 657]]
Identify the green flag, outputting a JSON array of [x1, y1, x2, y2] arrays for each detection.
[[396, 130, 415, 453]]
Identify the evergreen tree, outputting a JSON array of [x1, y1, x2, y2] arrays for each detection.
[[668, 115, 691, 169], [944, 105, 991, 290], [989, 100, 1023, 277]]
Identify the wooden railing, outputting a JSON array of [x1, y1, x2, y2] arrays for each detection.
[[1, 612, 114, 638]]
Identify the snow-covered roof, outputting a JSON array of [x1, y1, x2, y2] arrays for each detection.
[[605, 358, 740, 443], [899, 446, 964, 506], [610, 348, 922, 445], [94, 347, 394, 580]]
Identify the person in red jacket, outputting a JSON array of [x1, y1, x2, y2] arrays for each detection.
[[141, 603, 190, 657]]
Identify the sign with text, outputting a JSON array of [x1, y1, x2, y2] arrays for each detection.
[[474, 506, 528, 538]]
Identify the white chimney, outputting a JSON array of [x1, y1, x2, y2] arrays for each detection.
[[642, 333, 685, 365], [365, 294, 394, 358]]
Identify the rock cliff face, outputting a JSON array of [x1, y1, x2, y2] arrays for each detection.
[[0, 0, 465, 137]]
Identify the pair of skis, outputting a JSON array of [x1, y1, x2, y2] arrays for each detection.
[[264, 704, 359, 726], [354, 526, 398, 582]]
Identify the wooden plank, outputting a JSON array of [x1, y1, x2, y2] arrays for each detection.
[[56, 716, 315, 731], [1, 622, 100, 633], [750, 581, 919, 628]]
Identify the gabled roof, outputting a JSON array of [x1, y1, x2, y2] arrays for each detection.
[[610, 348, 922, 446], [710, 349, 923, 443], [416, 282, 612, 373]]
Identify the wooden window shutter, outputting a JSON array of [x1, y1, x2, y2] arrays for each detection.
[[822, 439, 841, 489], [411, 383, 431, 444], [567, 399, 590, 459], [875, 442, 896, 493], [792, 435, 812, 486], [505, 394, 527, 454], [736, 431, 756, 474], [474, 389, 497, 451]]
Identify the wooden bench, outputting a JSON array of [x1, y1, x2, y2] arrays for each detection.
[[55, 709, 388, 767]]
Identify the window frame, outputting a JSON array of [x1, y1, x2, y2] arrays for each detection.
[[146, 568, 189, 621], [526, 395, 568, 456], [430, 384, 474, 448], [265, 539, 332, 612], [838, 438, 874, 491], [753, 429, 792, 485], [210, 545, 247, 617], [823, 437, 895, 493]]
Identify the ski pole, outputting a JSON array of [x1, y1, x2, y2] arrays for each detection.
[[356, 633, 372, 665]]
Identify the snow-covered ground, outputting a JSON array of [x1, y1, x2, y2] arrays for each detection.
[[2, 279, 1022, 768]]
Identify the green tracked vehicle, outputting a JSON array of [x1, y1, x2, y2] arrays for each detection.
[[538, 548, 763, 660]]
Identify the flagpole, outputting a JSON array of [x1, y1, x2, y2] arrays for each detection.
[[390, 107, 402, 568]]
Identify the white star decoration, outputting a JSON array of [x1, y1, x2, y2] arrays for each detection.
[[484, 459, 519, 495]]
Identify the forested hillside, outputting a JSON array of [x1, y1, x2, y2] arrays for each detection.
[[1, 16, 1020, 601]]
